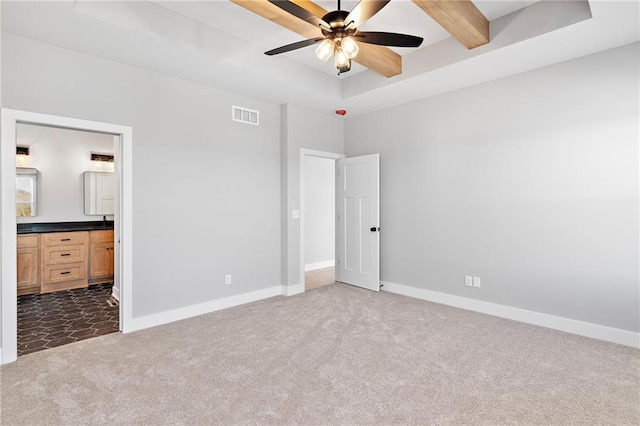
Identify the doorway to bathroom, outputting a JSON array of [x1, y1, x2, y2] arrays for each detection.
[[1, 109, 133, 365]]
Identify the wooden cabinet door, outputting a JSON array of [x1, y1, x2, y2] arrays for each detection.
[[89, 230, 114, 282], [108, 242, 115, 275], [90, 242, 112, 278], [17, 247, 39, 294], [17, 234, 40, 295]]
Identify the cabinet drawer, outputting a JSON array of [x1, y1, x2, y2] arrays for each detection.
[[42, 263, 86, 284], [42, 232, 88, 247], [17, 234, 39, 249], [42, 245, 86, 265], [91, 230, 114, 243]]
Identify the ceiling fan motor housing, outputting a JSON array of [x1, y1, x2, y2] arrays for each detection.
[[321, 10, 353, 38]]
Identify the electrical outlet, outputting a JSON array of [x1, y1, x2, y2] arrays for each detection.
[[225, 274, 232, 285], [292, 210, 300, 219], [465, 276, 473, 287], [473, 277, 481, 288]]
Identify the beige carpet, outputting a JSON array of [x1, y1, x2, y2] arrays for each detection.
[[1, 283, 638, 425]]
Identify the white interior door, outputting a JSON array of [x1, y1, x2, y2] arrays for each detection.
[[336, 154, 380, 291]]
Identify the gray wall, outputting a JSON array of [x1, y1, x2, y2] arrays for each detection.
[[3, 32, 282, 318], [281, 104, 344, 287], [16, 124, 115, 224], [304, 155, 335, 269], [345, 43, 640, 332]]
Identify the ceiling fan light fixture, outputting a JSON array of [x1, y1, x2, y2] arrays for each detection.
[[334, 46, 351, 74], [315, 39, 334, 61], [341, 36, 359, 59], [334, 47, 349, 68], [337, 60, 351, 74]]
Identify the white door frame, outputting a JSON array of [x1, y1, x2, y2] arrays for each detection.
[[299, 149, 344, 288], [1, 109, 133, 364]]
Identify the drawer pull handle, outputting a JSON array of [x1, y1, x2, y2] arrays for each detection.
[[60, 253, 71, 257], [60, 271, 71, 275], [61, 238, 71, 241]]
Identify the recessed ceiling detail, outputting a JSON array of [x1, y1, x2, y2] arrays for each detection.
[[412, 0, 488, 49], [2, 0, 637, 117]]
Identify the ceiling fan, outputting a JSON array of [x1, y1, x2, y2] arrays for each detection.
[[264, 0, 424, 75]]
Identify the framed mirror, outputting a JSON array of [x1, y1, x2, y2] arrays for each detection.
[[16, 167, 37, 217]]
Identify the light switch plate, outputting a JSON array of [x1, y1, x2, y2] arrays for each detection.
[[473, 277, 481, 288]]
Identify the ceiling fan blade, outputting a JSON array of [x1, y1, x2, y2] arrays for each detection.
[[344, 0, 390, 28], [265, 37, 324, 55], [355, 31, 423, 48], [268, 0, 331, 29]]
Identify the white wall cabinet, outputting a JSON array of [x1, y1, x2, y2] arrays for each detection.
[[84, 171, 114, 215]]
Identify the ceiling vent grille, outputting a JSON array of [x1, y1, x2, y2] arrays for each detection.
[[232, 106, 259, 126]]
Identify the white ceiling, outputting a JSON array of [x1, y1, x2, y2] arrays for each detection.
[[1, 1, 639, 117]]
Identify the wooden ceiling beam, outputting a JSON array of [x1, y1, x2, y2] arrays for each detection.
[[231, 0, 402, 78], [412, 0, 489, 49], [354, 43, 402, 77], [231, 0, 320, 39]]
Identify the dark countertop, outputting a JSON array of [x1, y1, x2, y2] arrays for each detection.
[[18, 221, 114, 234]]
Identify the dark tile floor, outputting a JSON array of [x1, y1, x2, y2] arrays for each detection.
[[17, 284, 119, 357]]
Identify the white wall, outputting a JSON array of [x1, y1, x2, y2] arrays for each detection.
[[2, 33, 282, 319], [16, 124, 115, 223], [345, 43, 639, 333], [304, 155, 335, 269]]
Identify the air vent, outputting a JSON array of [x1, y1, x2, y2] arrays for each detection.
[[232, 106, 259, 126]]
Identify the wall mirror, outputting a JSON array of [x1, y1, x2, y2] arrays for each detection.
[[16, 167, 38, 217]]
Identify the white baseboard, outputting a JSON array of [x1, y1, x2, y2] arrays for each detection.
[[282, 283, 305, 296], [124, 285, 283, 333], [111, 285, 120, 301], [304, 260, 335, 272], [381, 281, 640, 348]]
